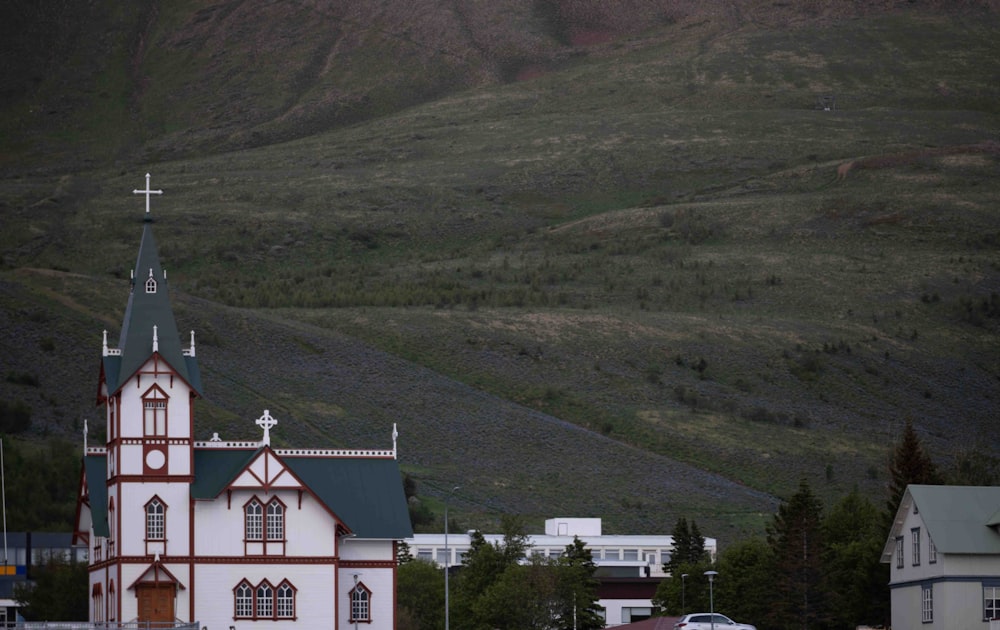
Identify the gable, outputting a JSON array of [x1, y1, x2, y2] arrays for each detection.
[[884, 484, 1000, 560], [229, 449, 303, 491], [192, 448, 413, 540]]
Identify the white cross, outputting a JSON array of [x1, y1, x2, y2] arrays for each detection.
[[133, 172, 163, 214], [256, 409, 278, 446]]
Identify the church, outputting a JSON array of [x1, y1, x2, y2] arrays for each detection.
[[73, 175, 413, 628]]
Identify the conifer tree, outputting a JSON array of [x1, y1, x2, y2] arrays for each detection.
[[766, 479, 827, 630], [886, 418, 940, 521]]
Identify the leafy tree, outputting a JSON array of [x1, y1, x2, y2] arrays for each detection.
[[822, 488, 886, 628], [766, 479, 827, 630], [13, 556, 88, 620], [474, 557, 560, 630], [397, 558, 445, 630], [2, 437, 79, 531], [452, 516, 531, 629], [714, 538, 773, 623], [397, 539, 415, 564], [553, 537, 603, 630], [651, 559, 713, 616]]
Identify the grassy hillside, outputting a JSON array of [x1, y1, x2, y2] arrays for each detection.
[[1, 1, 998, 541]]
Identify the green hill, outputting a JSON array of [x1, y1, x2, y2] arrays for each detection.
[[1, 0, 998, 542]]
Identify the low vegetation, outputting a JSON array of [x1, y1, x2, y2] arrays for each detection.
[[1, 1, 998, 540]]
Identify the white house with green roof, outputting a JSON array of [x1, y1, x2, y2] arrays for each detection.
[[73, 175, 412, 629], [881, 484, 1000, 629]]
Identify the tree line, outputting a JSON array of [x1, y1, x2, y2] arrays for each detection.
[[397, 419, 997, 629]]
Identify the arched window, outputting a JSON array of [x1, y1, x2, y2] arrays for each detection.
[[145, 497, 165, 540], [234, 581, 253, 618], [92, 583, 103, 622], [266, 499, 284, 541], [276, 581, 296, 619], [145, 275, 157, 294], [245, 499, 263, 541], [351, 582, 371, 623], [256, 582, 274, 619], [108, 581, 116, 621]]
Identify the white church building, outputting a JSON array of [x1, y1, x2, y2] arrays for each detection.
[[73, 175, 413, 629]]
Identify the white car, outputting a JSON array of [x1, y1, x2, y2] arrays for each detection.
[[673, 613, 757, 630]]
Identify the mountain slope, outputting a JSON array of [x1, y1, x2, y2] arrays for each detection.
[[1, 0, 998, 540]]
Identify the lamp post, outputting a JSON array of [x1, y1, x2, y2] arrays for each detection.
[[445, 485, 461, 630], [681, 573, 688, 615], [704, 570, 718, 630]]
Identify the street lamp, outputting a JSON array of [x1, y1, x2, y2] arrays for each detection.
[[445, 485, 461, 630], [681, 574, 688, 615], [704, 571, 718, 630]]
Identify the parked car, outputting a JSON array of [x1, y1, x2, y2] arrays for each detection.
[[673, 613, 757, 630]]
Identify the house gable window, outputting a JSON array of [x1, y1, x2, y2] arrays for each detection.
[[266, 499, 285, 541], [351, 581, 372, 623], [234, 579, 296, 620], [911, 527, 921, 566], [985, 584, 1000, 621], [245, 496, 285, 543], [928, 535, 936, 564], [245, 499, 263, 541], [895, 536, 904, 569], [145, 497, 166, 541], [921, 583, 933, 623], [145, 275, 157, 294]]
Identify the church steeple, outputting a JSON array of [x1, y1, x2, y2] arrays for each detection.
[[102, 174, 201, 396]]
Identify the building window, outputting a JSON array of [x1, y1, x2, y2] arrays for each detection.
[[921, 584, 933, 622], [928, 536, 936, 564], [895, 536, 903, 569], [235, 580, 296, 620], [245, 499, 263, 541], [235, 582, 253, 618], [912, 528, 921, 566], [277, 582, 296, 619], [145, 276, 157, 294], [246, 497, 284, 543], [145, 497, 165, 540], [266, 499, 285, 541], [108, 581, 115, 621], [257, 582, 274, 619], [142, 387, 168, 437], [92, 583, 103, 622], [351, 582, 371, 623], [985, 585, 1000, 621]]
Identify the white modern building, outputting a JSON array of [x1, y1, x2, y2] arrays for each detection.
[[881, 484, 1000, 630], [73, 176, 412, 629], [407, 517, 717, 626]]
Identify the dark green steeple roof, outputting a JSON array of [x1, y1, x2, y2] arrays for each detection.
[[103, 210, 201, 395]]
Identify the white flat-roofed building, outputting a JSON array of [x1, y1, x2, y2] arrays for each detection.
[[407, 517, 717, 626]]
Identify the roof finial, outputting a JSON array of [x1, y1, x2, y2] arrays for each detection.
[[256, 410, 278, 447], [83, 418, 88, 454], [392, 423, 399, 459], [152, 325, 159, 353], [133, 172, 163, 216]]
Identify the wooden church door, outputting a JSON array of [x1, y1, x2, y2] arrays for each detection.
[[137, 583, 175, 622]]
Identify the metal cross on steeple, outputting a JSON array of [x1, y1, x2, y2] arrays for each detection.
[[132, 172, 163, 214]]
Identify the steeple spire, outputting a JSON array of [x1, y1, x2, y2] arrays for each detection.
[[103, 174, 202, 395]]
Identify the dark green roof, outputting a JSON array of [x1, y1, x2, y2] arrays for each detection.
[[84, 455, 109, 537], [285, 455, 414, 539], [83, 448, 412, 540], [111, 219, 201, 395]]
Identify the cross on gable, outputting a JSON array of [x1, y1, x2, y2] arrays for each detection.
[[133, 172, 163, 215], [256, 409, 278, 446]]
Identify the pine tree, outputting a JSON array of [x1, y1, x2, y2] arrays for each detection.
[[886, 419, 940, 521], [766, 479, 827, 630]]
